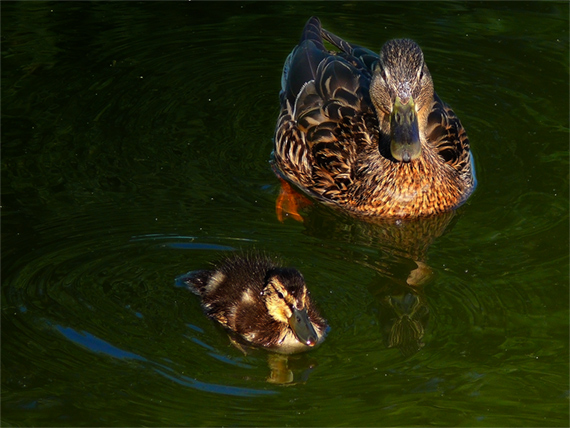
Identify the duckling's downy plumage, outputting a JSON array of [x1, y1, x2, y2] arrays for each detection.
[[181, 254, 327, 354], [273, 17, 476, 218]]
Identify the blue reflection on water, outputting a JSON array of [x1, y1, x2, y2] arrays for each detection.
[[155, 369, 277, 397], [166, 243, 235, 251], [55, 325, 275, 397], [186, 323, 204, 333], [190, 336, 217, 352], [125, 304, 145, 319], [55, 326, 146, 361], [189, 332, 255, 369], [129, 234, 238, 251]]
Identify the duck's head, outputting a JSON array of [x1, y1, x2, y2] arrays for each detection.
[[370, 39, 434, 163], [261, 268, 319, 347]]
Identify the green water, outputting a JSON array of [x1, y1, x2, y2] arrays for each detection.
[[2, 2, 568, 426]]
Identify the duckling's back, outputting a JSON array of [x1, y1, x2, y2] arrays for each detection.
[[183, 254, 276, 327]]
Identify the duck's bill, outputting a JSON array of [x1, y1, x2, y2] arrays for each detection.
[[390, 96, 422, 162], [289, 307, 318, 347]]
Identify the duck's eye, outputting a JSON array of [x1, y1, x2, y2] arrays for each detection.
[[277, 291, 284, 299]]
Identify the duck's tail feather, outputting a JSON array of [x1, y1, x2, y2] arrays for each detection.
[[282, 17, 380, 105], [300, 16, 326, 50], [281, 17, 328, 104], [321, 26, 352, 54], [322, 26, 379, 72]]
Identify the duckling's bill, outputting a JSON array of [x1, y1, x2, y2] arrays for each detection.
[[390, 96, 422, 163], [289, 306, 318, 347]]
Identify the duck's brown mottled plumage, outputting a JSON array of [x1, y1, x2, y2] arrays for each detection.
[[180, 253, 327, 354], [273, 17, 476, 218]]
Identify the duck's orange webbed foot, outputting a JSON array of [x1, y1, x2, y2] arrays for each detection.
[[275, 179, 312, 223]]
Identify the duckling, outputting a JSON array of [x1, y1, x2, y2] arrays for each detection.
[[179, 254, 328, 354]]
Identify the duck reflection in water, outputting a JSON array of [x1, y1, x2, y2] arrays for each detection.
[[178, 253, 328, 384], [287, 202, 458, 356], [374, 277, 430, 357]]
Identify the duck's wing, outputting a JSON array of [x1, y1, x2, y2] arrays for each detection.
[[275, 17, 377, 200], [321, 26, 379, 76], [425, 93, 474, 177], [281, 17, 328, 106]]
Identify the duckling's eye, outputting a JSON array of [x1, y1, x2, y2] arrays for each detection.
[[277, 291, 284, 300]]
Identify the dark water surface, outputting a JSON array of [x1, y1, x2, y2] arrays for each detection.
[[2, 2, 568, 426]]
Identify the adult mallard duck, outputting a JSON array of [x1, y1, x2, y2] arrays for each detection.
[[273, 17, 476, 218], [179, 253, 328, 354]]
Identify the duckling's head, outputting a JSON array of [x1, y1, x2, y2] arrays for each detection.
[[261, 268, 319, 347], [369, 39, 435, 163]]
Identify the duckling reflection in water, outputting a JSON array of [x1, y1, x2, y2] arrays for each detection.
[[179, 254, 328, 355], [265, 353, 319, 385]]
